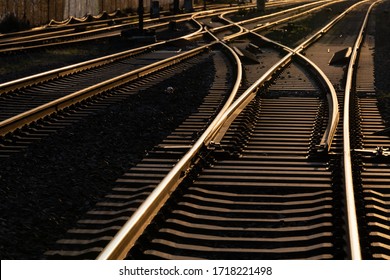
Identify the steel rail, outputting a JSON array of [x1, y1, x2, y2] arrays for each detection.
[[0, 0, 299, 50], [181, 12, 207, 39], [0, 28, 76, 44], [0, 1, 309, 103], [293, 0, 372, 52], [0, 15, 133, 40], [206, 52, 292, 144], [96, 30, 243, 260], [343, 0, 382, 260], [0, 43, 215, 137], [0, 7, 239, 135], [4, 0, 304, 52], [0, 4, 256, 92], [0, 42, 162, 94], [0, 17, 209, 95], [221, 0, 344, 41], [96, 0, 374, 260], [223, 0, 374, 152], [0, 3, 238, 41], [0, 13, 164, 43], [245, 32, 339, 153], [286, 0, 375, 151], [0, 0, 321, 94], [245, 0, 375, 258], [295, 52, 339, 152], [95, 1, 344, 260], [0, 16, 191, 52], [239, 0, 374, 258], [217, 0, 334, 30], [0, 5, 255, 52]]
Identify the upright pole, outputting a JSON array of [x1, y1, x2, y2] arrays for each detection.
[[174, 0, 179, 14], [138, 0, 144, 32], [257, 0, 265, 12]]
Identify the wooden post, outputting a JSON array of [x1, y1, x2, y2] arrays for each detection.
[[173, 0, 179, 14], [257, 0, 265, 12], [138, 0, 143, 32]]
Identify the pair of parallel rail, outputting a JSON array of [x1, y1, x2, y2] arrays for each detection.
[[97, 0, 382, 260], [1, 0, 388, 259]]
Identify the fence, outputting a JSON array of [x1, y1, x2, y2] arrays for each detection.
[[0, 0, 184, 28]]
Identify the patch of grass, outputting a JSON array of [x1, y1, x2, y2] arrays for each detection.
[[230, 7, 273, 21], [264, 23, 309, 46], [260, 2, 351, 48]]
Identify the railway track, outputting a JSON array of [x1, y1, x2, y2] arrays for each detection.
[[0, 0, 337, 157], [347, 0, 390, 260], [0, 0, 316, 54], [41, 2, 353, 259], [0, 4, 252, 53], [88, 0, 384, 260], [0, 1, 312, 85], [0, 44, 212, 157], [43, 39, 241, 259], [2, 0, 389, 260]]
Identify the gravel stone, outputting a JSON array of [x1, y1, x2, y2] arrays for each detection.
[[0, 58, 215, 259]]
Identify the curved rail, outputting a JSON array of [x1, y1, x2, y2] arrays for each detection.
[[0, 1, 317, 137], [97, 31, 243, 260], [296, 52, 339, 152], [219, 0, 365, 152], [245, 32, 339, 153], [0, 4, 254, 53], [96, 0, 376, 260], [96, 1, 359, 260], [0, 42, 161, 94], [241, 0, 375, 258], [225, 0, 374, 258], [219, 0, 340, 41], [343, 0, 382, 260], [0, 16, 209, 95], [225, 0, 374, 151], [0, 43, 215, 137], [0, 0, 324, 94]]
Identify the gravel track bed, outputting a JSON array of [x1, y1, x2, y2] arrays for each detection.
[[0, 22, 194, 84], [0, 38, 142, 84], [374, 0, 390, 123], [0, 59, 216, 259]]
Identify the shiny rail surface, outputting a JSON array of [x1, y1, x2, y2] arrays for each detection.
[[96, 0, 366, 260], [0, 4, 254, 53], [0, 42, 217, 137], [0, 1, 326, 138], [96, 28, 243, 260], [342, 0, 381, 260], [2, 0, 384, 260]]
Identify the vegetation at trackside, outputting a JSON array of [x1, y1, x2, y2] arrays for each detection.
[[262, 5, 343, 48]]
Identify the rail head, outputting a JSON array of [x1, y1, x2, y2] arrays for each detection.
[[343, 0, 382, 260], [0, 12, 221, 95], [244, 0, 372, 154], [0, 41, 162, 95], [295, 52, 339, 153], [96, 36, 243, 260], [224, 1, 345, 153], [96, 0, 373, 260], [0, 43, 215, 137], [95, 0, 344, 259]]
